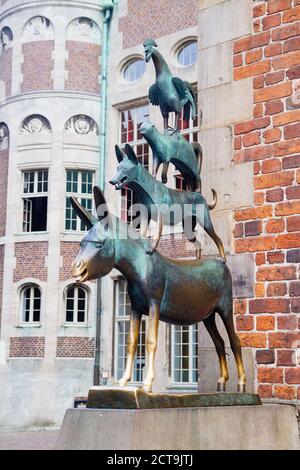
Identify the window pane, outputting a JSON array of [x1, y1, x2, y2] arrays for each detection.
[[172, 324, 198, 384], [23, 172, 34, 193], [178, 42, 197, 67], [66, 170, 78, 193], [124, 59, 146, 82]]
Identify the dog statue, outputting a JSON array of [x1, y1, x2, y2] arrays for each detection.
[[110, 144, 226, 262]]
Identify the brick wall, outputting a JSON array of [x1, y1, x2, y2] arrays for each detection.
[[233, 0, 300, 401], [65, 41, 100, 94], [14, 242, 48, 282], [0, 48, 12, 98], [21, 41, 54, 92], [56, 336, 95, 357], [0, 147, 8, 236], [118, 0, 198, 48], [9, 337, 45, 357], [60, 241, 80, 281], [157, 233, 196, 259], [0, 245, 4, 328]]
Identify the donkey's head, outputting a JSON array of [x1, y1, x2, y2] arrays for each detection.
[[71, 186, 115, 282], [109, 144, 139, 190], [143, 38, 157, 63]]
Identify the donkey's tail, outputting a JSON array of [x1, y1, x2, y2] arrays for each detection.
[[208, 189, 217, 210], [192, 142, 203, 174]]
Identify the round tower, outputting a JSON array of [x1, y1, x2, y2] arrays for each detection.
[[0, 0, 112, 428]]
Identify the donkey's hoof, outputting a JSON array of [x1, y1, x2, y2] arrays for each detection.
[[217, 383, 226, 393], [237, 383, 246, 393], [142, 384, 152, 393]]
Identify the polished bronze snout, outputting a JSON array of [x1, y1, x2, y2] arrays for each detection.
[[71, 259, 89, 282]]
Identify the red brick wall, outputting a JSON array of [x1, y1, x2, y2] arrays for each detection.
[[21, 41, 54, 92], [0, 48, 12, 98], [60, 241, 80, 281], [118, 0, 198, 49], [56, 336, 95, 357], [10, 337, 45, 357], [0, 245, 4, 328], [157, 234, 195, 259], [14, 242, 48, 283], [65, 41, 101, 94], [0, 147, 8, 236], [233, 0, 300, 401]]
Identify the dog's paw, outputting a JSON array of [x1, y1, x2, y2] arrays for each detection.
[[146, 247, 154, 255]]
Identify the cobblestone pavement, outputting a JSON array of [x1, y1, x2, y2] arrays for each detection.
[[0, 430, 60, 450]]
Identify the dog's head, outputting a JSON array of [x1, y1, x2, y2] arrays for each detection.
[[109, 144, 139, 190]]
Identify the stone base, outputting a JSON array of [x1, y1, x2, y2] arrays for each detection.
[[56, 404, 300, 450], [87, 386, 261, 409]]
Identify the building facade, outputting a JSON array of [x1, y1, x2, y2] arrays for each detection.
[[0, 0, 299, 430]]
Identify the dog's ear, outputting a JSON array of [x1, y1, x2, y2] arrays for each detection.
[[125, 144, 139, 165], [115, 145, 125, 163]]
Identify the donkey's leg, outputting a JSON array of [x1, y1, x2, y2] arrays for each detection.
[[143, 301, 160, 393], [203, 209, 226, 262], [119, 311, 141, 386], [218, 302, 247, 393], [203, 313, 229, 392]]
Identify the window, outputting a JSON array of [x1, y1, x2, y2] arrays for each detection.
[[65, 285, 87, 324], [22, 170, 48, 232], [174, 174, 187, 191], [123, 59, 146, 82], [178, 41, 197, 67], [65, 170, 94, 231], [172, 324, 198, 384], [114, 279, 146, 382], [20, 285, 41, 324], [119, 105, 150, 222]]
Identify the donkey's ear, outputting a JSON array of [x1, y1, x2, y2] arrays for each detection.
[[115, 145, 125, 163], [125, 143, 138, 165], [70, 196, 97, 229], [93, 186, 112, 228]]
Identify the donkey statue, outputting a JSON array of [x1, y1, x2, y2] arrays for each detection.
[[70, 186, 246, 393]]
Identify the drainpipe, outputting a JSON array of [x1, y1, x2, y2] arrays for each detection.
[[94, 1, 115, 386]]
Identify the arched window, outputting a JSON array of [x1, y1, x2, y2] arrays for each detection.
[[123, 59, 146, 82], [20, 285, 41, 323], [65, 285, 87, 324], [177, 41, 197, 67]]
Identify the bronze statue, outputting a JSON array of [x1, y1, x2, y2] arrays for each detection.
[[144, 38, 196, 132], [70, 187, 246, 393], [110, 144, 225, 261], [140, 121, 202, 192]]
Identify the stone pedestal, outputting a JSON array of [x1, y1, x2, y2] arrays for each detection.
[[56, 404, 300, 450]]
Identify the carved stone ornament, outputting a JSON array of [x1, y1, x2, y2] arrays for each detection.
[[0, 123, 9, 150], [64, 115, 99, 135], [0, 27, 13, 53], [20, 115, 51, 135], [23, 16, 54, 41], [67, 17, 100, 42]]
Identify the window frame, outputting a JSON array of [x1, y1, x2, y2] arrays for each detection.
[[114, 278, 146, 384], [119, 104, 150, 223], [65, 169, 94, 232], [123, 58, 146, 83], [20, 284, 41, 325], [64, 284, 88, 326], [177, 41, 197, 68], [21, 169, 49, 233], [171, 323, 199, 386]]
